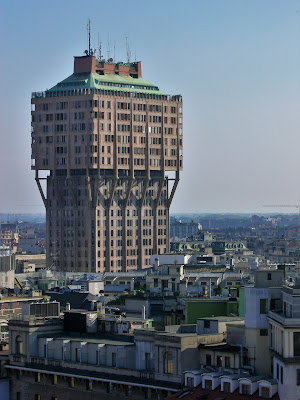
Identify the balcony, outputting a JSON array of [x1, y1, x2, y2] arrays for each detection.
[[268, 310, 300, 327], [21, 356, 181, 390], [10, 354, 26, 365]]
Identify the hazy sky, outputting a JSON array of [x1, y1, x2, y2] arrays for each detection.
[[0, 0, 299, 214]]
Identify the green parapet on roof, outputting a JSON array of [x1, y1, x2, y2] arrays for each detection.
[[47, 72, 167, 95]]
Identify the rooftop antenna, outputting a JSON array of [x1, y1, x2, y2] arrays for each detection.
[[97, 33, 102, 61], [107, 35, 111, 60], [134, 49, 137, 62], [113, 42, 116, 63], [88, 19, 91, 55], [125, 36, 131, 64]]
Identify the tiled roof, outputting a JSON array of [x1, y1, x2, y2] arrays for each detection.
[[47, 72, 167, 95], [166, 386, 280, 400]]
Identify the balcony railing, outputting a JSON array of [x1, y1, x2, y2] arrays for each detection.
[[7, 356, 182, 391], [11, 355, 26, 364], [140, 370, 154, 380], [268, 310, 300, 327], [31, 90, 182, 103]]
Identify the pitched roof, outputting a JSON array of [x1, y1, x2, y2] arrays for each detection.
[[47, 72, 167, 95], [47, 291, 98, 309], [166, 386, 280, 400]]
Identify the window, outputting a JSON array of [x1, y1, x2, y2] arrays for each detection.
[[204, 320, 210, 329], [260, 386, 270, 399], [205, 380, 212, 390], [280, 366, 283, 384], [206, 354, 211, 366], [34, 395, 41, 400], [241, 384, 250, 395], [267, 273, 272, 281], [17, 393, 21, 400], [294, 333, 300, 356], [223, 382, 231, 393], [225, 356, 230, 368], [15, 336, 23, 355], [112, 352, 116, 367], [260, 299, 268, 314], [260, 329, 268, 336], [186, 377, 194, 387], [216, 355, 223, 367], [163, 352, 173, 374], [297, 369, 300, 385], [145, 352, 151, 371], [76, 348, 80, 362]]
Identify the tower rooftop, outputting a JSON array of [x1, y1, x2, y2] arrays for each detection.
[[47, 55, 167, 95]]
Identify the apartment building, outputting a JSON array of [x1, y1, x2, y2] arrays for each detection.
[[6, 311, 222, 400], [268, 284, 300, 400], [31, 53, 183, 273], [242, 269, 284, 376]]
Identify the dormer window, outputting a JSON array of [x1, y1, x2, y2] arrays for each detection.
[[241, 384, 250, 395]]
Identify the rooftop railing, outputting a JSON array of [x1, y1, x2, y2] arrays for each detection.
[[31, 89, 182, 102]]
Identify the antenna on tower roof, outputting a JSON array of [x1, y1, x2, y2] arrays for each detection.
[[85, 19, 93, 56], [97, 33, 102, 61], [88, 19, 91, 55], [113, 42, 116, 63], [107, 35, 111, 61], [125, 36, 131, 64]]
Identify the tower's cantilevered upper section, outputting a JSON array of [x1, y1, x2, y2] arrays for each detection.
[[31, 55, 183, 175]]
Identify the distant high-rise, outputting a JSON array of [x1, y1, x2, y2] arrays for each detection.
[[31, 53, 183, 272]]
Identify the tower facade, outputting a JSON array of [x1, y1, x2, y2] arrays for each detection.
[[31, 55, 183, 272]]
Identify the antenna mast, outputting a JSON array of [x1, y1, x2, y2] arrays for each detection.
[[125, 36, 131, 64], [87, 19, 91, 55], [98, 33, 102, 61], [107, 35, 112, 60]]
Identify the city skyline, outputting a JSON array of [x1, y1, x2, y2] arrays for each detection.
[[0, 0, 299, 214]]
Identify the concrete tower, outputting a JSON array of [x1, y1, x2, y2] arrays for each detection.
[[31, 54, 183, 272]]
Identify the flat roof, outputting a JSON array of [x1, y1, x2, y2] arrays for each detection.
[[38, 333, 134, 346], [197, 316, 244, 322]]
